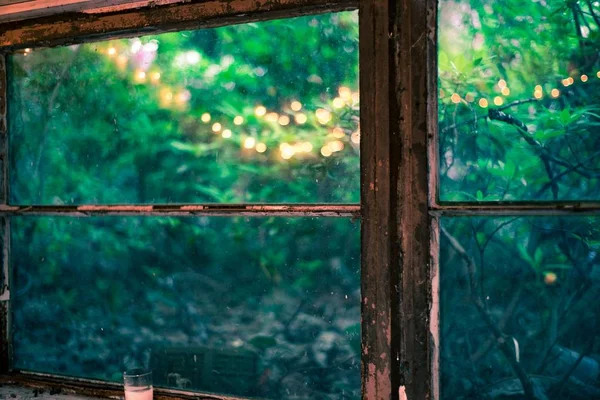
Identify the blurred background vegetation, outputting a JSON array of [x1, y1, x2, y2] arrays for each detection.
[[7, 0, 600, 399], [9, 11, 361, 400], [439, 0, 600, 399]]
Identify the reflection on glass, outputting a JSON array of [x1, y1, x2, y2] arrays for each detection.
[[438, 1, 600, 201], [440, 216, 600, 399], [12, 216, 360, 399], [9, 12, 359, 204]]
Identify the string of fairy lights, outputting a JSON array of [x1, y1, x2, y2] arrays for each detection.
[[440, 71, 600, 108], [22, 41, 361, 162]]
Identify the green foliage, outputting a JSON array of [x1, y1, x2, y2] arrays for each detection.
[[9, 11, 361, 400], [439, 0, 600, 202]]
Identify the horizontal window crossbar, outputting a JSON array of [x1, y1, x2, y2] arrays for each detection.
[[432, 202, 600, 210], [430, 208, 600, 216], [0, 204, 360, 217]]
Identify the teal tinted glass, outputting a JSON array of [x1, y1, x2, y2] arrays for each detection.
[[12, 216, 360, 399], [440, 216, 600, 399]]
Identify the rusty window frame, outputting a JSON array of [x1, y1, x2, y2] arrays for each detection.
[[0, 0, 440, 399]]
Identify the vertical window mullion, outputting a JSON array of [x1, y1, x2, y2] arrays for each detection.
[[360, 0, 436, 398], [0, 52, 10, 374]]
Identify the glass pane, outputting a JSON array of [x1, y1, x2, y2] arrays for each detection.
[[12, 216, 360, 399], [438, 1, 600, 202], [10, 11, 359, 205], [440, 216, 600, 399]]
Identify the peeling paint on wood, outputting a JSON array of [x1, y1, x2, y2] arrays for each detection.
[[360, 0, 434, 398], [0, 372, 250, 400], [430, 216, 440, 400], [359, 0, 396, 397], [0, 0, 357, 50], [0, 204, 360, 217], [0, 52, 8, 375]]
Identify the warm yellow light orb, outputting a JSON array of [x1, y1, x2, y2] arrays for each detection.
[[265, 112, 279, 122], [233, 116, 244, 125], [498, 79, 507, 89], [328, 140, 344, 152], [116, 55, 128, 69], [451, 93, 461, 104], [321, 146, 333, 157], [222, 129, 232, 138], [135, 70, 146, 82], [351, 131, 360, 144], [316, 109, 332, 124], [290, 101, 302, 111], [150, 72, 161, 83], [212, 123, 222, 132], [301, 142, 313, 152], [333, 97, 345, 108], [338, 87, 352, 100], [332, 127, 345, 138], [278, 115, 290, 126], [478, 98, 488, 108], [107, 47, 117, 56], [551, 88, 560, 98], [534, 90, 543, 99], [581, 74, 589, 82], [501, 87, 510, 96], [256, 143, 267, 153], [295, 113, 307, 124], [281, 146, 295, 159], [255, 106, 267, 117], [201, 113, 211, 123], [493, 96, 503, 106]]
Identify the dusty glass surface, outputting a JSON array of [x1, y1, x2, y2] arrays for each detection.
[[9, 11, 359, 204], [440, 216, 600, 399], [439, 0, 600, 202], [12, 216, 360, 399]]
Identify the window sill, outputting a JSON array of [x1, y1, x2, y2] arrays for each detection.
[[0, 385, 106, 400]]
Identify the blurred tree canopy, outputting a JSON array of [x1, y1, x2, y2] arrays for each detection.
[[9, 11, 361, 400], [7, 0, 600, 399], [439, 0, 600, 201], [439, 1, 600, 399]]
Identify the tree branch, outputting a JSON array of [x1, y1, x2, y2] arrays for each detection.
[[585, 0, 600, 27], [440, 227, 547, 400]]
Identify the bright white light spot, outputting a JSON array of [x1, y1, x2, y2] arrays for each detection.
[[130, 39, 142, 54], [185, 50, 201, 65], [244, 137, 256, 149], [255, 106, 267, 117]]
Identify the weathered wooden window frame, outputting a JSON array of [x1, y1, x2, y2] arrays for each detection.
[[0, 0, 439, 399]]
